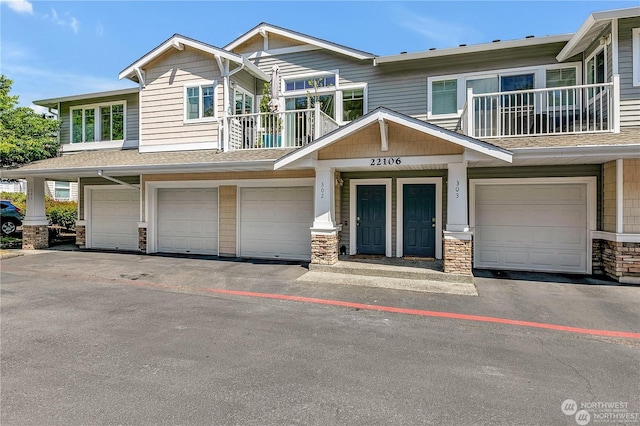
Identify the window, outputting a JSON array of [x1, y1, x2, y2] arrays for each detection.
[[70, 102, 125, 143], [184, 83, 216, 121], [546, 67, 577, 106], [342, 89, 364, 121], [54, 182, 70, 200], [431, 79, 457, 115], [285, 75, 336, 91], [234, 87, 254, 115], [632, 28, 639, 87]]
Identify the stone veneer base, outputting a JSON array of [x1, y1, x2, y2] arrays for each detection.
[[444, 237, 472, 275], [22, 225, 49, 250], [594, 239, 640, 283], [76, 225, 86, 248], [138, 227, 147, 253], [311, 231, 339, 265]]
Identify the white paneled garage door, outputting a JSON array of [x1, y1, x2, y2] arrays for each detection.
[[240, 187, 313, 261], [90, 188, 139, 250], [157, 188, 218, 255], [474, 183, 588, 273]]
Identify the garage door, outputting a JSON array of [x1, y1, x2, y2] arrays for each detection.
[[240, 187, 313, 261], [474, 183, 588, 273], [91, 188, 139, 250], [157, 188, 218, 255]]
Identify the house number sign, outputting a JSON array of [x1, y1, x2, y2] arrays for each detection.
[[370, 157, 402, 166]]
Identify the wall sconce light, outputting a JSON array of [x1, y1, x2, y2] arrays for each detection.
[[336, 178, 344, 187]]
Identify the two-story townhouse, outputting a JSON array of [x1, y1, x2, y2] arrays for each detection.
[[4, 6, 639, 283]]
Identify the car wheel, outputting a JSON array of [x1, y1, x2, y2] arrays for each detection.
[[1, 220, 17, 236]]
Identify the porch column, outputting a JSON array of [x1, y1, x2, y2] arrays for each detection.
[[310, 167, 339, 265], [444, 163, 473, 275], [22, 177, 49, 249]]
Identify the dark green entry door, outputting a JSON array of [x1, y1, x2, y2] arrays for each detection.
[[403, 184, 436, 257], [357, 185, 386, 255]]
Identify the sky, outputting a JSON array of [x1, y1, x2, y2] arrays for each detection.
[[1, 0, 637, 113]]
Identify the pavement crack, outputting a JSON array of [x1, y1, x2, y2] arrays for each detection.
[[541, 340, 595, 400]]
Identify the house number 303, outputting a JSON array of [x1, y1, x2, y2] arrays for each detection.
[[370, 157, 401, 166], [455, 180, 460, 198], [320, 182, 325, 199]]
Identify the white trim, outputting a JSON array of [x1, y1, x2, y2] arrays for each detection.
[[62, 140, 130, 152], [396, 178, 443, 259], [427, 62, 581, 119], [376, 34, 572, 64], [339, 83, 368, 124], [69, 100, 128, 144], [612, 19, 619, 75], [282, 70, 339, 95], [616, 158, 624, 234], [138, 141, 220, 153], [275, 108, 512, 169], [556, 7, 640, 62], [34, 88, 139, 109], [316, 155, 462, 170], [585, 45, 606, 86], [246, 45, 321, 59], [633, 28, 640, 87], [349, 178, 392, 257], [469, 177, 597, 274], [232, 84, 255, 114], [183, 80, 218, 122], [84, 184, 141, 250], [592, 231, 640, 243], [224, 24, 374, 60]]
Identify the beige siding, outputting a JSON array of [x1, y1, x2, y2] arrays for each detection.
[[234, 35, 265, 55], [603, 161, 617, 233], [140, 46, 222, 147], [624, 159, 640, 233], [318, 122, 463, 160], [45, 181, 79, 201], [618, 17, 640, 126], [218, 185, 237, 256], [59, 92, 139, 145]]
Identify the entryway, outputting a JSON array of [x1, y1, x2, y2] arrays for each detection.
[[356, 185, 386, 255], [402, 184, 436, 257]]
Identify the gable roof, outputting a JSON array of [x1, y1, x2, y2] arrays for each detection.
[[557, 6, 640, 61], [119, 34, 269, 83], [34, 87, 140, 109], [274, 107, 513, 169], [224, 22, 376, 60]]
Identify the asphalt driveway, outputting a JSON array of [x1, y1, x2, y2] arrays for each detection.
[[1, 250, 639, 425]]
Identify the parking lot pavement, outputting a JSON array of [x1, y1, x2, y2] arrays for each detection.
[[1, 251, 639, 425]]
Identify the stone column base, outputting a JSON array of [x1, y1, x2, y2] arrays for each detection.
[[443, 232, 473, 275], [76, 225, 86, 248], [311, 230, 339, 265], [22, 225, 49, 250], [138, 225, 147, 253], [595, 239, 640, 283]]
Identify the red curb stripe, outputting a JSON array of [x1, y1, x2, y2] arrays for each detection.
[[190, 287, 640, 340]]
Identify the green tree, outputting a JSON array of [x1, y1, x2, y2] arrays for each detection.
[[0, 75, 60, 167]]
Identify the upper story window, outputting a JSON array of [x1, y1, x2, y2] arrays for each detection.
[[632, 28, 639, 87], [586, 49, 605, 85], [234, 86, 254, 115], [428, 63, 580, 118], [184, 81, 216, 121], [282, 71, 367, 123], [71, 101, 125, 143]]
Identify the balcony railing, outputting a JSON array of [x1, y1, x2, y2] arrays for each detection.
[[227, 104, 339, 150], [461, 77, 619, 138]]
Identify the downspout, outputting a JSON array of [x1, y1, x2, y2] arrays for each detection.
[[97, 170, 140, 190]]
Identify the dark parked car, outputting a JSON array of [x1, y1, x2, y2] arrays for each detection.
[[1, 200, 24, 236]]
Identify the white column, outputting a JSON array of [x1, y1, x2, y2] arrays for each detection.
[[23, 177, 48, 226], [312, 167, 336, 230], [446, 162, 469, 232]]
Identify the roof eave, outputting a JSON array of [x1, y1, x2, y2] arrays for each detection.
[[33, 87, 140, 108]]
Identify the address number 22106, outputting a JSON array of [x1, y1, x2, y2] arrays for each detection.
[[370, 157, 401, 166]]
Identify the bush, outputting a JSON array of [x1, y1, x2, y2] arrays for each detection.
[[46, 201, 77, 231], [0, 192, 77, 231]]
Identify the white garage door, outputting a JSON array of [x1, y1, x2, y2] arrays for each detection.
[[157, 188, 218, 255], [474, 183, 588, 273], [90, 188, 139, 251], [240, 187, 313, 261]]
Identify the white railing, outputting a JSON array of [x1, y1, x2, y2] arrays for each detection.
[[465, 79, 618, 138], [227, 104, 340, 150]]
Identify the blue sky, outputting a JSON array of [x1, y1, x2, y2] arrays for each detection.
[[1, 0, 636, 113]]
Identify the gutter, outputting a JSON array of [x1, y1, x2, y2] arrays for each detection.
[[97, 170, 140, 189]]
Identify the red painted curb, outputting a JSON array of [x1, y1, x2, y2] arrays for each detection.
[[185, 286, 640, 340]]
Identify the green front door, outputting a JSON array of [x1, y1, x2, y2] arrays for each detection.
[[403, 184, 436, 257], [356, 185, 386, 255]]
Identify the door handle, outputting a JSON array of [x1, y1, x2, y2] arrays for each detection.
[[356, 216, 360, 226]]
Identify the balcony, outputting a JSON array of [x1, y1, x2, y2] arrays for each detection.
[[227, 105, 339, 150], [461, 77, 619, 139]]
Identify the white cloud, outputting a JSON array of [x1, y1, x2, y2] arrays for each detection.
[[0, 0, 33, 15], [43, 8, 80, 34]]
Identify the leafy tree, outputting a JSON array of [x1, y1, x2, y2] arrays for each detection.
[[0, 75, 60, 167]]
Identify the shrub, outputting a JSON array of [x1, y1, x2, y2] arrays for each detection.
[[46, 201, 77, 231], [1, 191, 26, 212]]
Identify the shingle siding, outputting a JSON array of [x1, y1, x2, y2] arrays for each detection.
[[618, 17, 640, 126]]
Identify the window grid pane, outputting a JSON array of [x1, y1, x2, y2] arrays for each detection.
[[432, 79, 457, 115], [202, 85, 214, 117], [101, 107, 111, 141], [72, 110, 83, 143], [84, 109, 95, 142], [187, 87, 199, 119]]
